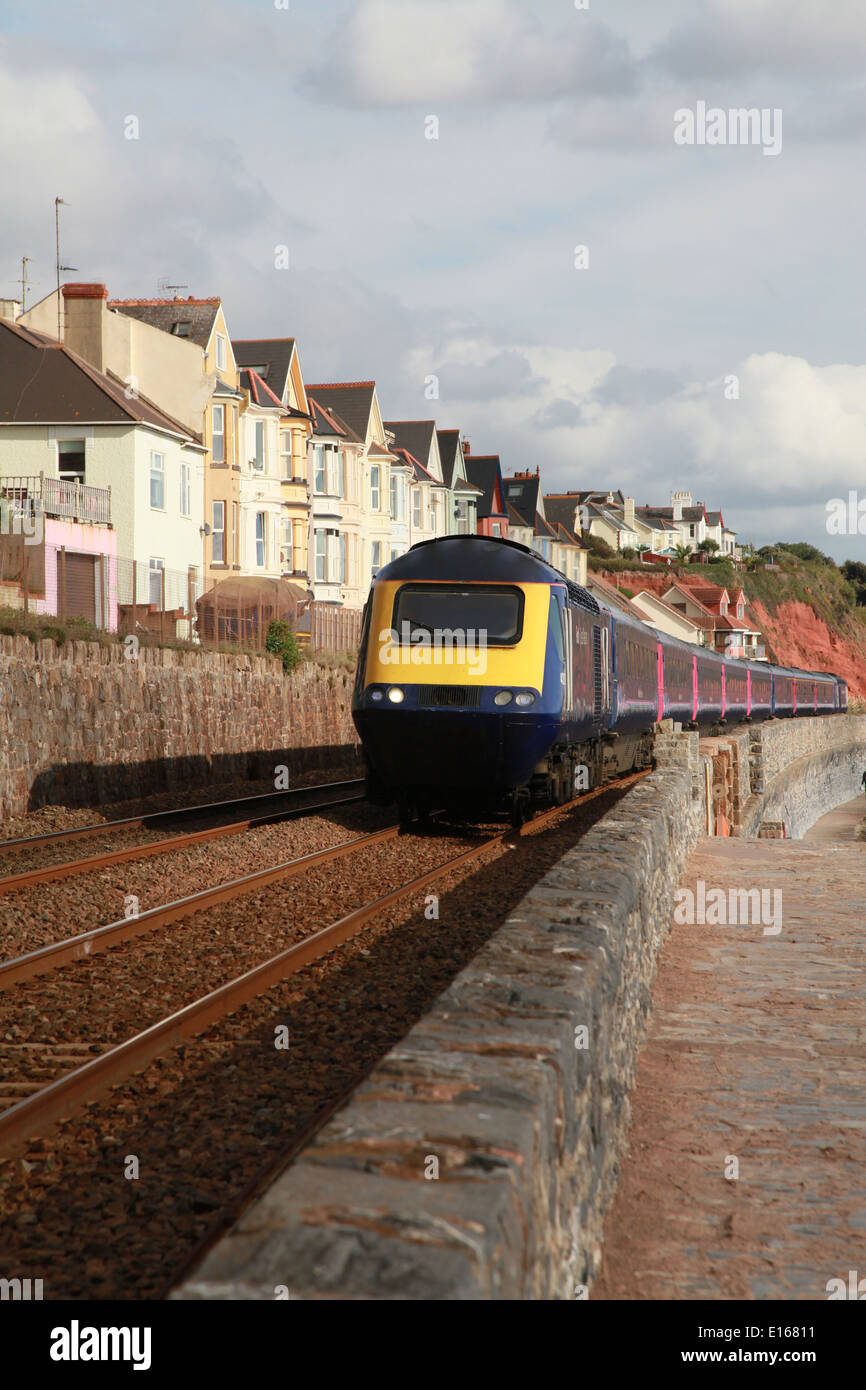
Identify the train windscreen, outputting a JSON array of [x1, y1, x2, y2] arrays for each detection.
[[392, 584, 525, 645]]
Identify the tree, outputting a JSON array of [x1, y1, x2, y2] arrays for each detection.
[[673, 544, 692, 563], [842, 560, 866, 606], [697, 538, 720, 554]]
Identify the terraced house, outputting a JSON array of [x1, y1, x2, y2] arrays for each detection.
[[304, 381, 397, 594], [232, 338, 313, 583]]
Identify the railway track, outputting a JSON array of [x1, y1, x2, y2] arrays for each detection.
[[0, 772, 649, 1164], [0, 778, 366, 893]]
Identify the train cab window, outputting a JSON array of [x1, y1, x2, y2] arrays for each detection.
[[548, 595, 565, 661], [392, 584, 525, 645]]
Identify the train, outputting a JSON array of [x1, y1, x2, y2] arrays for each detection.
[[351, 535, 848, 825]]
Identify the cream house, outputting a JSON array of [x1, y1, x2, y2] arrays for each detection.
[[303, 381, 396, 593], [0, 316, 205, 632]]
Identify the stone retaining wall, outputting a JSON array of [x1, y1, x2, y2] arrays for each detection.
[[0, 635, 360, 819], [177, 726, 707, 1301], [701, 714, 866, 840]]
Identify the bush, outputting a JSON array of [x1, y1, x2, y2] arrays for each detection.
[[265, 618, 301, 673]]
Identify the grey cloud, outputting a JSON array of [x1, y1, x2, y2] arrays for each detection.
[[432, 349, 543, 401], [594, 364, 685, 408], [532, 399, 586, 430]]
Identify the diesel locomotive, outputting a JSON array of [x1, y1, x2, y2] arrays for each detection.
[[352, 536, 847, 825]]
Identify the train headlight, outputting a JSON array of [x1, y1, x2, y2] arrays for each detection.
[[370, 689, 384, 701], [515, 692, 536, 707], [387, 686, 405, 703], [494, 690, 513, 706]]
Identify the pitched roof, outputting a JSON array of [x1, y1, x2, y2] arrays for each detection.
[[391, 446, 437, 484], [232, 338, 296, 397], [464, 457, 507, 519], [304, 382, 377, 442], [643, 504, 707, 523], [543, 495, 583, 531], [436, 429, 461, 488], [109, 296, 221, 350], [501, 474, 540, 527], [547, 489, 624, 507], [240, 368, 286, 410], [506, 502, 528, 526], [632, 591, 705, 630], [0, 318, 201, 442], [307, 395, 360, 442], [384, 420, 437, 473]]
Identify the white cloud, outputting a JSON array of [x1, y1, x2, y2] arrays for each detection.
[[311, 0, 635, 105]]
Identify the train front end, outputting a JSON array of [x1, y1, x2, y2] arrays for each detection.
[[352, 537, 566, 817]]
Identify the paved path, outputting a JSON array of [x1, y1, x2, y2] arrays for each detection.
[[594, 797, 866, 1300]]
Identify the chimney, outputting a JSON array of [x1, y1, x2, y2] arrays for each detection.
[[462, 437, 470, 456], [0, 299, 21, 322], [624, 496, 635, 528], [61, 283, 109, 370]]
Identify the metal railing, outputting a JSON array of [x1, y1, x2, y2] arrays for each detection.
[[0, 474, 111, 526]]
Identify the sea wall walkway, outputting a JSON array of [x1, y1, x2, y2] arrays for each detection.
[[594, 796, 866, 1300]]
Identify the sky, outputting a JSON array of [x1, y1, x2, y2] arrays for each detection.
[[1, 0, 865, 559]]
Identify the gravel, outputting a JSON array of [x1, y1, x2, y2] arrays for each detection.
[[0, 782, 635, 1300]]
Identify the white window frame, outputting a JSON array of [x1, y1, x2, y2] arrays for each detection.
[[179, 460, 191, 517], [315, 529, 326, 583], [281, 431, 292, 480], [412, 487, 421, 529], [212, 501, 226, 563], [212, 404, 225, 462], [253, 420, 265, 471], [149, 451, 165, 510], [148, 557, 164, 606], [255, 511, 267, 568], [215, 334, 227, 371], [371, 540, 382, 576], [370, 465, 380, 510], [314, 445, 326, 494]]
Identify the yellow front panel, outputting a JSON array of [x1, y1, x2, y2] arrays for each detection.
[[364, 580, 549, 689]]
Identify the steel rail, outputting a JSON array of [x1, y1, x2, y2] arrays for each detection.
[[0, 777, 647, 1159], [0, 777, 366, 858], [0, 823, 400, 990], [0, 791, 366, 896]]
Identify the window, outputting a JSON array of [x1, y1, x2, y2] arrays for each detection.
[[215, 334, 227, 371], [212, 502, 225, 563], [281, 431, 292, 479], [315, 529, 326, 582], [179, 460, 191, 517], [281, 516, 292, 568], [212, 405, 225, 462], [58, 439, 86, 483], [148, 558, 164, 606], [171, 321, 192, 337], [412, 488, 421, 528], [149, 451, 165, 509], [492, 522, 501, 537], [231, 502, 238, 564], [390, 474, 398, 517], [370, 466, 380, 510], [335, 450, 345, 498], [255, 512, 267, 567], [429, 499, 436, 531], [737, 602, 743, 618], [371, 540, 382, 575], [393, 584, 524, 646], [253, 421, 265, 471], [338, 532, 347, 583], [314, 445, 326, 494], [455, 499, 469, 535]]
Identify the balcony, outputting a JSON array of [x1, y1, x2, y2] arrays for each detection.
[[0, 474, 111, 527]]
